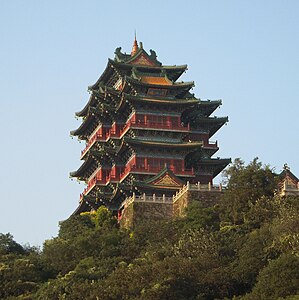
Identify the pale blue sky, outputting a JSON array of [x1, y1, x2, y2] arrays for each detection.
[[0, 0, 298, 245]]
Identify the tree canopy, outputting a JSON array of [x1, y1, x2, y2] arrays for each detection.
[[1, 158, 298, 299]]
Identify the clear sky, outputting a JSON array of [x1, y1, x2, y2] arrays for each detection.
[[0, 0, 298, 246]]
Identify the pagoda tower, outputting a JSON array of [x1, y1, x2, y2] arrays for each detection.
[[70, 38, 230, 215]]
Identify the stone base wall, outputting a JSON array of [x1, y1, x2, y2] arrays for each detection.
[[173, 191, 223, 217], [173, 192, 188, 217], [133, 202, 173, 225], [120, 202, 134, 229], [120, 190, 223, 228], [188, 190, 223, 207]]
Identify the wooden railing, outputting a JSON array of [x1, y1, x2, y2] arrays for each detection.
[[80, 172, 110, 199], [118, 120, 190, 138], [130, 120, 189, 131], [80, 164, 225, 202], [80, 116, 220, 161], [81, 117, 191, 158], [80, 178, 96, 200], [81, 133, 109, 157], [80, 162, 196, 199], [120, 164, 194, 182]]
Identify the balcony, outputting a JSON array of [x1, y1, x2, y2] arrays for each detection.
[[120, 164, 194, 182], [129, 120, 190, 132], [80, 171, 110, 199], [80, 163, 196, 200], [118, 115, 190, 137], [81, 131, 109, 158], [81, 119, 190, 159]]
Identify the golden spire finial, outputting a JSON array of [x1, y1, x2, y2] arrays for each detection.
[[131, 30, 139, 56]]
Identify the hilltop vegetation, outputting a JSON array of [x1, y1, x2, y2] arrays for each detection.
[[1, 159, 299, 299]]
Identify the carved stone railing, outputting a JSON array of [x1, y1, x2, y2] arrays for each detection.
[[121, 192, 173, 209], [172, 181, 223, 203], [121, 181, 224, 207]]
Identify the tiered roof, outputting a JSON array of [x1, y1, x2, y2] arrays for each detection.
[[70, 38, 231, 214]]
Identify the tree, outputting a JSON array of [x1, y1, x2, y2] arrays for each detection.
[[242, 254, 299, 300], [220, 158, 278, 225], [92, 206, 118, 230], [58, 214, 95, 240], [0, 234, 46, 299], [244, 195, 280, 229], [231, 225, 274, 294], [270, 197, 299, 256], [0, 233, 25, 255], [183, 201, 220, 231], [2, 157, 297, 299]]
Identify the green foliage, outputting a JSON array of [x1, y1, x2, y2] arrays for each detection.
[[1, 159, 298, 299], [269, 197, 299, 256], [41, 237, 78, 275], [184, 201, 220, 230], [0, 236, 45, 299], [243, 195, 280, 229], [242, 254, 299, 300], [41, 207, 120, 277], [58, 213, 95, 239], [0, 233, 25, 255], [92, 206, 118, 229], [220, 158, 278, 225], [231, 225, 275, 294]]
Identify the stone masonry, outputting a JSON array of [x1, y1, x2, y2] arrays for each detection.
[[120, 182, 224, 228]]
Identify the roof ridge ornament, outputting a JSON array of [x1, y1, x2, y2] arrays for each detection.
[[131, 31, 139, 56], [149, 49, 157, 61]]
